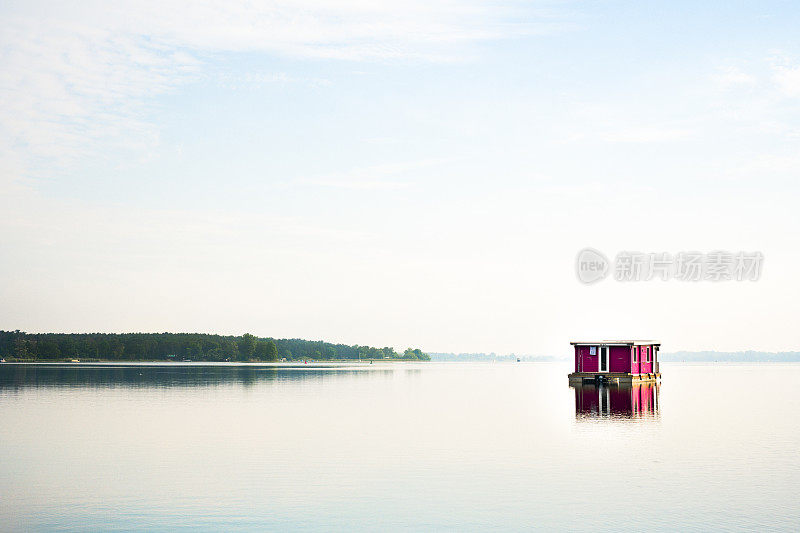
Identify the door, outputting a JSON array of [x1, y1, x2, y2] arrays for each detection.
[[599, 346, 609, 372]]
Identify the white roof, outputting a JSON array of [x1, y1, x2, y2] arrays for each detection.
[[570, 340, 660, 346]]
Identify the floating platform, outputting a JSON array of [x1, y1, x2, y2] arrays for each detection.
[[568, 372, 660, 384]]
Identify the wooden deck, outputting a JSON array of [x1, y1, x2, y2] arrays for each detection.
[[568, 372, 660, 384]]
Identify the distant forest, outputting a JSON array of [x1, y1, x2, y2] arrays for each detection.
[[0, 331, 430, 362], [429, 353, 557, 362], [659, 351, 800, 362]]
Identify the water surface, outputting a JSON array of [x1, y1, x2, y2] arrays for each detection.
[[1, 362, 798, 531]]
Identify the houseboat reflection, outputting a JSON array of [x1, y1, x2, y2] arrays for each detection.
[[571, 382, 660, 420]]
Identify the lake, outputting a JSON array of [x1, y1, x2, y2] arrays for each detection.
[[1, 362, 799, 531]]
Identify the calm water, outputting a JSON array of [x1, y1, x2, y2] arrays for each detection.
[[1, 362, 799, 531]]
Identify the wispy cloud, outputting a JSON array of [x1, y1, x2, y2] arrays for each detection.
[[215, 71, 332, 90], [564, 53, 800, 147], [304, 158, 456, 190], [713, 52, 800, 100], [593, 126, 693, 144], [771, 63, 800, 97], [0, 14, 199, 184], [712, 65, 757, 89], [0, 0, 559, 187], [706, 53, 800, 139]]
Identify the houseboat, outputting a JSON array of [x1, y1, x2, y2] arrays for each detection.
[[568, 340, 660, 384]]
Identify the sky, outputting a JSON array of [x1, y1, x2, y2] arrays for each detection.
[[2, 1, 800, 356]]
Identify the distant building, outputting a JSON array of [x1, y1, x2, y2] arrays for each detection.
[[568, 340, 660, 383]]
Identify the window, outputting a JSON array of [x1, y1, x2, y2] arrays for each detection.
[[633, 348, 637, 363]]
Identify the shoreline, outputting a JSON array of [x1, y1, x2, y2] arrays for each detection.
[[0, 359, 428, 366]]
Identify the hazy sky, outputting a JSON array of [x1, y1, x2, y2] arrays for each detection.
[[2, 1, 800, 355]]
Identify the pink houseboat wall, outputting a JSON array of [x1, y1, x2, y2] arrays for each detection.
[[640, 345, 653, 373], [574, 343, 658, 374], [575, 345, 598, 372], [609, 346, 631, 373]]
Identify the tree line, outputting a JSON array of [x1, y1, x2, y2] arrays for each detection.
[[0, 331, 430, 362]]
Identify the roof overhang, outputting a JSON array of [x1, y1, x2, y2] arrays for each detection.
[[570, 340, 661, 346]]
